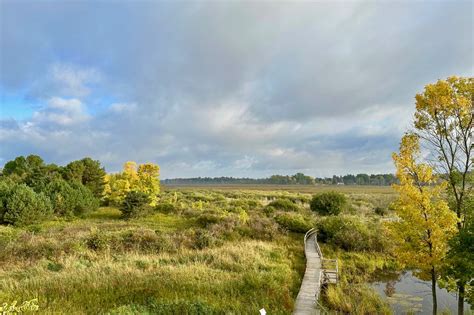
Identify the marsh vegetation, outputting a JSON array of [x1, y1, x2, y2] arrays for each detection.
[[1, 182, 402, 314]]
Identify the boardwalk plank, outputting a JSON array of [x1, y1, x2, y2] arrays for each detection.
[[293, 232, 322, 315]]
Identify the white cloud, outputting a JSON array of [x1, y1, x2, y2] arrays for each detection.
[[31, 97, 89, 126], [0, 1, 470, 177], [49, 63, 102, 97]]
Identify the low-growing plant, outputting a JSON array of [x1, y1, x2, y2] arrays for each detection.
[[239, 215, 281, 240], [197, 211, 225, 227], [108, 299, 219, 315], [310, 191, 346, 215], [275, 212, 314, 233], [47, 261, 64, 272], [121, 191, 151, 219], [374, 206, 387, 216], [323, 284, 391, 314], [266, 198, 300, 212], [86, 229, 111, 251], [155, 202, 179, 214], [120, 228, 172, 253], [317, 216, 386, 251], [194, 229, 223, 249]]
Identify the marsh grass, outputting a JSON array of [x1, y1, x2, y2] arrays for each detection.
[[320, 245, 399, 314], [0, 241, 301, 314], [1, 187, 397, 314]]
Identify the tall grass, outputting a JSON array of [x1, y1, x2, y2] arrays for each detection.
[[0, 241, 300, 314], [0, 187, 397, 314]]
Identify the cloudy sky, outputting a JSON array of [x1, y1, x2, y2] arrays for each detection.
[[0, 1, 472, 178]]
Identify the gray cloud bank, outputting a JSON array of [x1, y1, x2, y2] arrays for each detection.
[[0, 1, 472, 178]]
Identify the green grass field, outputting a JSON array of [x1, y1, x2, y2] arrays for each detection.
[[0, 186, 398, 314]]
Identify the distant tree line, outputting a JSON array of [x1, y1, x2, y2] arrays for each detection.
[[162, 172, 397, 186]]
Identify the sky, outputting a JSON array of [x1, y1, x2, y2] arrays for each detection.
[[0, 1, 472, 179]]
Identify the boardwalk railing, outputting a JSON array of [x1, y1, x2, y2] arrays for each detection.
[[304, 228, 338, 283], [299, 228, 338, 311]]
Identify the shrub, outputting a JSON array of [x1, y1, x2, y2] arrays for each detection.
[[194, 229, 222, 249], [197, 211, 225, 227], [0, 179, 14, 222], [120, 191, 151, 219], [155, 202, 178, 214], [310, 192, 346, 215], [374, 206, 387, 216], [275, 212, 313, 233], [229, 199, 260, 209], [43, 179, 99, 217], [317, 216, 385, 251], [266, 198, 300, 212], [120, 228, 172, 252], [239, 215, 281, 240], [69, 181, 99, 216], [47, 261, 64, 272], [2, 184, 52, 226], [86, 229, 111, 251], [43, 179, 78, 217]]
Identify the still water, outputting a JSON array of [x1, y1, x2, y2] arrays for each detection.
[[372, 271, 471, 314]]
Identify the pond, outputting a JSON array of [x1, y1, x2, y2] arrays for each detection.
[[371, 271, 471, 314]]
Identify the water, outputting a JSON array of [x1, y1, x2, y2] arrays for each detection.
[[371, 271, 471, 314]]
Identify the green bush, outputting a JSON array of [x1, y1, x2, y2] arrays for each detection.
[[275, 212, 313, 233], [229, 199, 260, 209], [155, 202, 178, 214], [266, 198, 300, 212], [86, 229, 111, 251], [43, 179, 78, 217], [43, 179, 99, 217], [0, 179, 14, 221], [47, 261, 64, 272], [69, 181, 99, 216], [197, 211, 225, 227], [239, 215, 281, 240], [374, 206, 387, 216], [317, 216, 385, 251], [2, 184, 52, 226], [120, 229, 172, 252], [120, 191, 151, 219], [193, 229, 222, 249], [310, 192, 346, 215]]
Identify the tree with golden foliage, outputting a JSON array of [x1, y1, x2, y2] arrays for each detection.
[[136, 163, 160, 206], [104, 161, 160, 206], [414, 76, 472, 228], [389, 134, 457, 315], [413, 76, 473, 313]]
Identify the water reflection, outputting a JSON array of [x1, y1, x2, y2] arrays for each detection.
[[371, 271, 471, 314]]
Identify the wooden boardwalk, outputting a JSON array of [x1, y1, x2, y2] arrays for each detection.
[[293, 229, 338, 315], [293, 229, 322, 315]]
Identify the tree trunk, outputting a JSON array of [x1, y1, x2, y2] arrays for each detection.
[[458, 284, 465, 315], [432, 268, 438, 315]]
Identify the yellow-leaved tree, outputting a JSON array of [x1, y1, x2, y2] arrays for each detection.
[[104, 161, 160, 206], [413, 76, 472, 313], [136, 163, 160, 206], [388, 134, 457, 315]]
